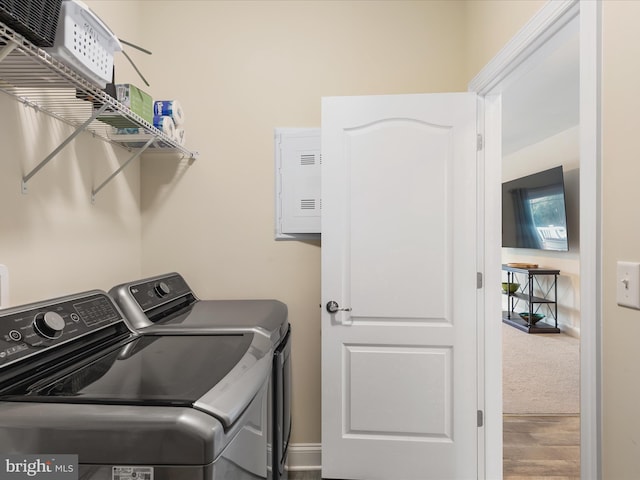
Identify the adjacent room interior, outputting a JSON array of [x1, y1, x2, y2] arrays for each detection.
[[500, 14, 581, 478]]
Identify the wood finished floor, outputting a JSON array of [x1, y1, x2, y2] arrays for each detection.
[[289, 415, 580, 480], [503, 415, 580, 480]]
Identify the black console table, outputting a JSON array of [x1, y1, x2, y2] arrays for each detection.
[[502, 264, 561, 334]]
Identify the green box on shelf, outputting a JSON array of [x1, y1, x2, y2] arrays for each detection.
[[98, 84, 153, 127]]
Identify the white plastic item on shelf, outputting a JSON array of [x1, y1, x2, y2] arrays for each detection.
[[45, 0, 122, 88], [174, 127, 186, 146]]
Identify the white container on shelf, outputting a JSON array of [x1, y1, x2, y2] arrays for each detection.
[[46, 0, 122, 88]]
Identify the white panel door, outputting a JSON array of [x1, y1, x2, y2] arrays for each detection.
[[321, 93, 478, 480]]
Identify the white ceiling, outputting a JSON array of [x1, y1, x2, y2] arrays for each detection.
[[501, 17, 580, 156]]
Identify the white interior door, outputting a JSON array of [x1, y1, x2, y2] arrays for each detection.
[[321, 93, 479, 480]]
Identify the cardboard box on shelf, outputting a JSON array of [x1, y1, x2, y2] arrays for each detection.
[[98, 83, 153, 128], [116, 84, 153, 123]]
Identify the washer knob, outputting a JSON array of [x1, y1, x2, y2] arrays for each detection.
[[33, 311, 65, 339], [154, 281, 171, 297]]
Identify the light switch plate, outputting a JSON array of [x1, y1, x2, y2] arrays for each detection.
[[617, 261, 640, 309]]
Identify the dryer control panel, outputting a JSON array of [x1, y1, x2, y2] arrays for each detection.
[[0, 291, 125, 367], [128, 273, 192, 312]]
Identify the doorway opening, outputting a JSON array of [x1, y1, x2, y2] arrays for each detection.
[[500, 14, 580, 478], [470, 1, 600, 478]]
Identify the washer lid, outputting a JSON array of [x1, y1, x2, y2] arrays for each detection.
[[161, 299, 288, 340], [2, 333, 264, 428]]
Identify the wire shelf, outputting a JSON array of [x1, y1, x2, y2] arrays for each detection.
[[0, 20, 197, 157]]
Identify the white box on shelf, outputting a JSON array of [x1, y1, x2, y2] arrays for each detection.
[[46, 0, 122, 88]]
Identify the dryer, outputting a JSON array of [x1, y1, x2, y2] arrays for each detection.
[[0, 290, 271, 479], [109, 272, 291, 480]]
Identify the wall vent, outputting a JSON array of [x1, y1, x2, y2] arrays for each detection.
[[300, 154, 316, 166], [301, 199, 316, 210]]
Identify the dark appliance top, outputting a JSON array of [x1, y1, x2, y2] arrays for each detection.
[[2, 334, 253, 406], [0, 290, 273, 429], [109, 272, 289, 342]]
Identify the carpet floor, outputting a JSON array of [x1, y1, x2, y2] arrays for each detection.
[[502, 322, 580, 415]]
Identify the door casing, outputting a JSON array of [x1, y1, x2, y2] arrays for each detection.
[[469, 0, 602, 478]]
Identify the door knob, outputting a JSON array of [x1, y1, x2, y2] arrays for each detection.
[[326, 301, 352, 314]]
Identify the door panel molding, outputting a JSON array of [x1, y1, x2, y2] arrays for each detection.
[[343, 344, 452, 440]]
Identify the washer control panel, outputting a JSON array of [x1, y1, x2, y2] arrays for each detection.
[[128, 273, 192, 312], [0, 291, 124, 367]]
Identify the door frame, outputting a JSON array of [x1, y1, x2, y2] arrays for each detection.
[[468, 1, 602, 478]]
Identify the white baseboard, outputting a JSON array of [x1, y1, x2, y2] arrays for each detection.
[[559, 323, 580, 339], [286, 443, 321, 472], [540, 318, 580, 339]]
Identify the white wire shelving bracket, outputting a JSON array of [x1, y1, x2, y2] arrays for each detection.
[[0, 21, 198, 201], [91, 136, 154, 203]]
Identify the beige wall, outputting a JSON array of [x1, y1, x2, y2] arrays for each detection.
[[602, 1, 640, 477], [465, 0, 546, 79], [126, 0, 551, 452], [9, 0, 640, 474], [0, 1, 143, 305], [129, 0, 468, 445]]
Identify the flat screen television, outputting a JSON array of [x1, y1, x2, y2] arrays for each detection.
[[502, 166, 569, 251]]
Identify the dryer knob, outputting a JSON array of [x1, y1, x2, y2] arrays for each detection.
[[33, 311, 65, 339], [154, 281, 171, 297]]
